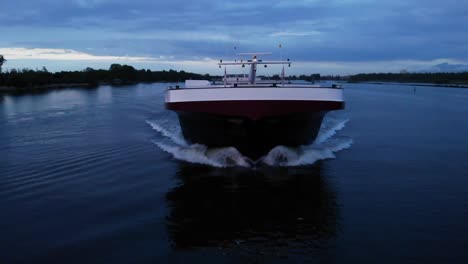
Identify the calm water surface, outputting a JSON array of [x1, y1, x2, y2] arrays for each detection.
[[1, 83, 468, 263]]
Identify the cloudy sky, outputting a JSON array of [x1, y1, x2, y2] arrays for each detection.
[[0, 0, 467, 75]]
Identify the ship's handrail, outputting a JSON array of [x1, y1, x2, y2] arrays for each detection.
[[167, 83, 342, 90]]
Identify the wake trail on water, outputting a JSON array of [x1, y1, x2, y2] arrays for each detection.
[[145, 120, 187, 146], [146, 117, 352, 168]]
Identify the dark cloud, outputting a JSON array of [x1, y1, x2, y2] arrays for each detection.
[[0, 0, 467, 69]]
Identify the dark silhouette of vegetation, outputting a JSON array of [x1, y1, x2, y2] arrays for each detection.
[[0, 63, 215, 93], [2, 55, 467, 94], [348, 72, 468, 85], [263, 74, 322, 82], [282, 74, 346, 82], [0, 55, 5, 73], [286, 74, 321, 82]]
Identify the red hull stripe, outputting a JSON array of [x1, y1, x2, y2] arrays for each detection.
[[166, 100, 344, 120]]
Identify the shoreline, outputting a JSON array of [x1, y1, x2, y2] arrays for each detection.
[[0, 81, 147, 95], [347, 81, 468, 89]]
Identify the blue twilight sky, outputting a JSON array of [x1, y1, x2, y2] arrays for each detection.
[[0, 0, 467, 75]]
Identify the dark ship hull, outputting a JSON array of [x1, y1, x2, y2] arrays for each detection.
[[176, 110, 327, 160]]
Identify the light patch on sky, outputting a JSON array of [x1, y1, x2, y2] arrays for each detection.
[[0, 48, 155, 61], [269, 31, 322, 37], [73, 0, 109, 8]]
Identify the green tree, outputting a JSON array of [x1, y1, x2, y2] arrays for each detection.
[[0, 55, 6, 73], [109, 64, 122, 72]]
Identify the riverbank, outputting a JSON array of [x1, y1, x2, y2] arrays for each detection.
[[0, 64, 215, 95], [347, 72, 468, 86], [349, 81, 468, 89]]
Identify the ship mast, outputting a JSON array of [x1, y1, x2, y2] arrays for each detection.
[[249, 55, 258, 84]]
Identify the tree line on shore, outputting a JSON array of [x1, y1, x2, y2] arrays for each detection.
[[1, 54, 468, 91], [0, 63, 213, 89], [348, 72, 468, 84]]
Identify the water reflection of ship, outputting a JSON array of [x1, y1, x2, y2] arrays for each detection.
[[165, 163, 340, 255]]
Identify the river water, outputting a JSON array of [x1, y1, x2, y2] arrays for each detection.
[[1, 83, 468, 263]]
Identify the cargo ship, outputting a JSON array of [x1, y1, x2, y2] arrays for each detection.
[[165, 53, 344, 159]]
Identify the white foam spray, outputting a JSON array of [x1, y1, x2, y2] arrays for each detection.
[[147, 116, 352, 167], [261, 137, 353, 167], [153, 141, 251, 168], [314, 117, 349, 144], [146, 120, 187, 146]]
